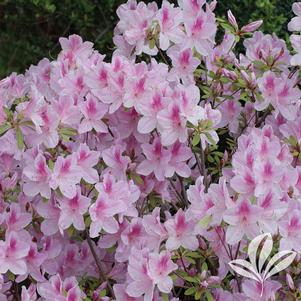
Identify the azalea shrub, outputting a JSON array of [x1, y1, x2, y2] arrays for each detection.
[[2, 0, 301, 300]]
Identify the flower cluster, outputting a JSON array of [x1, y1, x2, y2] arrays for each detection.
[[1, 0, 301, 300]]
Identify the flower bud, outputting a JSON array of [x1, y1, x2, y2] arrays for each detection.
[[241, 20, 263, 33], [286, 273, 295, 290], [222, 69, 238, 81], [209, 0, 217, 11], [227, 10, 238, 30]]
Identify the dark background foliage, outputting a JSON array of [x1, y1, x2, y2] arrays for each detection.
[[0, 0, 295, 78]]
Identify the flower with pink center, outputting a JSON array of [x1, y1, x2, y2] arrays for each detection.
[[155, 1, 184, 50], [157, 101, 188, 146], [23, 154, 51, 198], [123, 63, 151, 109], [253, 160, 283, 196], [5, 203, 31, 233], [142, 207, 168, 251], [136, 90, 168, 134], [116, 2, 158, 55], [75, 143, 100, 184], [137, 137, 173, 181], [164, 209, 199, 250], [102, 143, 131, 180], [84, 62, 109, 95], [168, 141, 192, 178], [257, 191, 287, 234], [178, 0, 206, 16], [223, 198, 262, 245], [17, 242, 46, 283], [257, 71, 301, 120], [59, 34, 93, 66], [242, 279, 281, 301], [53, 95, 82, 127], [59, 69, 88, 99], [231, 171, 256, 197], [31, 104, 60, 148], [0, 231, 30, 275], [89, 194, 124, 238], [95, 173, 140, 220], [58, 187, 90, 232], [50, 155, 81, 198], [168, 46, 201, 84], [78, 93, 108, 134], [218, 98, 242, 133], [148, 251, 177, 293], [184, 8, 217, 56], [279, 209, 301, 252], [114, 283, 143, 301], [38, 275, 83, 301], [35, 194, 60, 236], [126, 248, 154, 301]]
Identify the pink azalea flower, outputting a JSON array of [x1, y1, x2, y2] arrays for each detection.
[[168, 46, 200, 84], [50, 155, 81, 198], [102, 143, 131, 180], [21, 284, 37, 301], [142, 207, 168, 251], [184, 8, 217, 56], [148, 251, 177, 293], [114, 283, 143, 301], [242, 279, 281, 301], [23, 153, 51, 198], [279, 209, 301, 252], [53, 95, 82, 127], [58, 187, 90, 232], [257, 71, 301, 120], [136, 89, 168, 134], [157, 100, 188, 146], [5, 203, 31, 232], [123, 63, 151, 109], [31, 104, 60, 148], [137, 137, 173, 181], [168, 141, 192, 178], [89, 194, 124, 238], [75, 143, 100, 184], [78, 93, 108, 134], [17, 242, 46, 282], [0, 231, 30, 275], [164, 209, 199, 250], [288, 2, 301, 31], [155, 0, 184, 50], [126, 248, 154, 301], [223, 199, 262, 245], [35, 195, 60, 236]]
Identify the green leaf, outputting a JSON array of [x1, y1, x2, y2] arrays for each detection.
[[184, 287, 196, 296], [0, 123, 10, 136], [198, 215, 212, 229], [131, 173, 144, 185], [192, 133, 200, 146], [16, 126, 24, 150], [205, 291, 214, 301], [201, 262, 208, 271], [99, 289, 107, 298], [195, 290, 202, 300], [161, 293, 169, 301], [184, 276, 200, 283]]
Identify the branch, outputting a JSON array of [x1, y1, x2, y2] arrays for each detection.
[[200, 143, 209, 192], [85, 229, 115, 299]]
